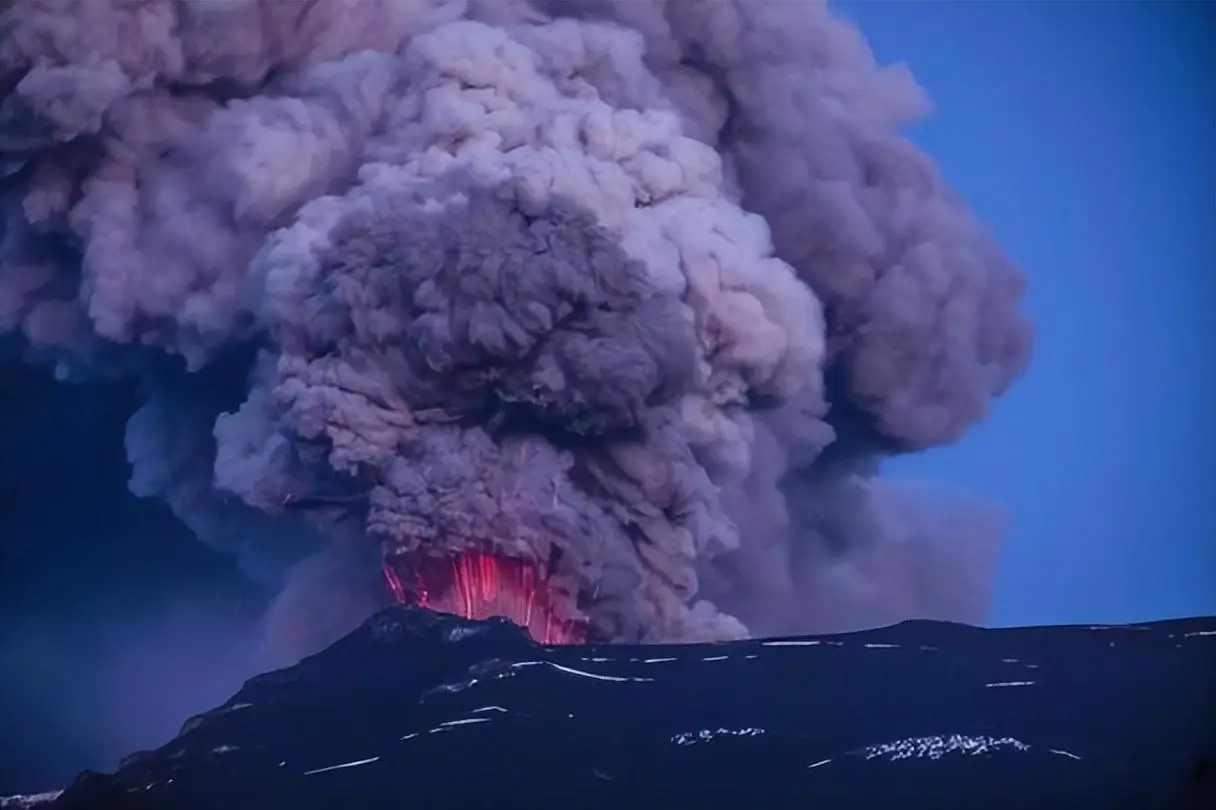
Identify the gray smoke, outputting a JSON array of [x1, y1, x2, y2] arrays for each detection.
[[0, 0, 1032, 659]]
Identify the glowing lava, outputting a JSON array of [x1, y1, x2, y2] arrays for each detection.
[[383, 550, 589, 645]]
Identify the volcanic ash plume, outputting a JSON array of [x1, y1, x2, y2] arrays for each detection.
[[0, 0, 1032, 656]]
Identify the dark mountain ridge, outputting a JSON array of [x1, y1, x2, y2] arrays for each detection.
[[20, 607, 1216, 810]]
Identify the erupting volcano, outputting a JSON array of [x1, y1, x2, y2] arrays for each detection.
[[0, 0, 1034, 661], [383, 550, 590, 645]]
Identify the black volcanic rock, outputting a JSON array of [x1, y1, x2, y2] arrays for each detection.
[[39, 608, 1216, 810]]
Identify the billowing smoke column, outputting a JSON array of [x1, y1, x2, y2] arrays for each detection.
[[0, 0, 1032, 657]]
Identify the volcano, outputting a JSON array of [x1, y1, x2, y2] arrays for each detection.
[[24, 607, 1216, 810]]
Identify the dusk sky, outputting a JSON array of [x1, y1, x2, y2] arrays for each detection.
[[839, 0, 1215, 627]]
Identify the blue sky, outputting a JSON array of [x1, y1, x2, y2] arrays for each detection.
[[837, 0, 1215, 626]]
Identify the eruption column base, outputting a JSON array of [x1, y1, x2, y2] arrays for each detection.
[[383, 550, 588, 645]]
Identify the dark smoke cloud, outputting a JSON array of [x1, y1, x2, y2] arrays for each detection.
[[0, 0, 1032, 668]]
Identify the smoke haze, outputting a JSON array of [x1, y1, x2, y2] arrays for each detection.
[[0, 0, 1031, 789]]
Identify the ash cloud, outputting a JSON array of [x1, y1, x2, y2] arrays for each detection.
[[0, 0, 1032, 661]]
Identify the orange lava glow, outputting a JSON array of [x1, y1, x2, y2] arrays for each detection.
[[383, 550, 589, 645]]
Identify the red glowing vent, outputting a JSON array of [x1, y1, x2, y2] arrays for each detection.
[[383, 550, 588, 645]]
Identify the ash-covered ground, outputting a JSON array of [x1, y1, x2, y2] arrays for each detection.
[[35, 607, 1216, 810]]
